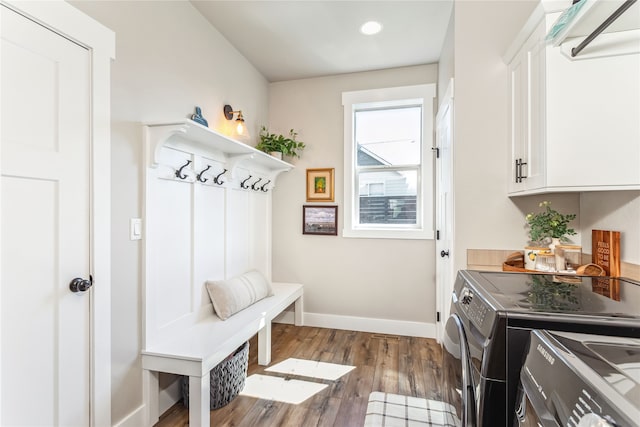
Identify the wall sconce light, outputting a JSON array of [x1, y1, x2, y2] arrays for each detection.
[[223, 104, 248, 137]]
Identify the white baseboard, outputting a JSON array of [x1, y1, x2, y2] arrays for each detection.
[[132, 374, 183, 427], [113, 404, 145, 427], [275, 310, 436, 339]]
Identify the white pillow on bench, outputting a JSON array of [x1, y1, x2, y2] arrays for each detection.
[[205, 270, 274, 320]]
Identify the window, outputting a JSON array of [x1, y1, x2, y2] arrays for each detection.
[[342, 84, 435, 239]]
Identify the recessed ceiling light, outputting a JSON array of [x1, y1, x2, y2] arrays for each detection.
[[360, 21, 383, 36]]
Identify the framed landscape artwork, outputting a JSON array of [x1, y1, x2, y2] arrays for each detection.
[[306, 168, 334, 202], [302, 205, 338, 236]]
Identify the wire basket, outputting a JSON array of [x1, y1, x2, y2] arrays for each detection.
[[181, 341, 249, 410]]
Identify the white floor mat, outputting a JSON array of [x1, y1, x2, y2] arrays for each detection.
[[239, 374, 328, 404], [265, 358, 355, 380], [364, 392, 460, 427]]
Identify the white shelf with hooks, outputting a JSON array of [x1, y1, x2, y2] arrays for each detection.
[[144, 119, 293, 186]]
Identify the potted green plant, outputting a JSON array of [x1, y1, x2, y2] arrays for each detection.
[[256, 126, 305, 160], [525, 201, 577, 245]]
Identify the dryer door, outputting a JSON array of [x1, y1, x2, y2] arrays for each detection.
[[442, 313, 476, 427]]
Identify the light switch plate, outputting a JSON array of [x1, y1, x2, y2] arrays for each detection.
[[130, 218, 142, 240]]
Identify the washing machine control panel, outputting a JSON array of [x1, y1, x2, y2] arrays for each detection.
[[459, 287, 490, 329]]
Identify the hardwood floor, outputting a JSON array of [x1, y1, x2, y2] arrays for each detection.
[[155, 323, 443, 427]]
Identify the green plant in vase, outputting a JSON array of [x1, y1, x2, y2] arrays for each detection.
[[256, 126, 306, 159], [525, 201, 576, 245]]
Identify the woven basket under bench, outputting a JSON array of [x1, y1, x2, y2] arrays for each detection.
[[181, 341, 249, 410]]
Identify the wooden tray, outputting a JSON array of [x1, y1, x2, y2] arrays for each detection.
[[502, 252, 605, 276], [502, 252, 537, 272]]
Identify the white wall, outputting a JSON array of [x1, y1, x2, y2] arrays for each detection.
[[268, 65, 439, 333], [69, 1, 268, 424], [450, 0, 582, 276], [580, 192, 640, 264]]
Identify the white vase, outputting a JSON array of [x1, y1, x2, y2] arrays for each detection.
[[269, 151, 283, 160], [550, 237, 563, 271]]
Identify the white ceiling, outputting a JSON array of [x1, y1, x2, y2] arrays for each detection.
[[191, 1, 453, 82]]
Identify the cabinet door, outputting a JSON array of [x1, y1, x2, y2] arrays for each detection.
[[523, 22, 546, 191], [507, 21, 546, 195], [507, 48, 528, 194]]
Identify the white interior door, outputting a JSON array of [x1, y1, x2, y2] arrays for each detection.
[[1, 6, 91, 426], [435, 79, 454, 343]]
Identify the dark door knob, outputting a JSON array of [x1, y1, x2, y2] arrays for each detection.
[[69, 276, 93, 293], [440, 250, 450, 258]]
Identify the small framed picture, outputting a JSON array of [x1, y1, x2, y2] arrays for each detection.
[[306, 168, 334, 202], [302, 205, 338, 236]]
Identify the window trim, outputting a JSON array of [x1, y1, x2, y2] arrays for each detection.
[[342, 84, 436, 239]]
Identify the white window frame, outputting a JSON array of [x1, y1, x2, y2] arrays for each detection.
[[342, 84, 435, 239]]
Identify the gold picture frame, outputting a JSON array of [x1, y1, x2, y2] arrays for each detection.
[[306, 168, 334, 202]]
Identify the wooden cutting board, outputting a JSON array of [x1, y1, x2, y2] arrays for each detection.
[[592, 229, 621, 277]]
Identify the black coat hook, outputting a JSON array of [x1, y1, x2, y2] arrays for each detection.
[[214, 169, 227, 185], [196, 165, 211, 183], [175, 160, 192, 180], [241, 175, 252, 189], [251, 177, 263, 191], [260, 180, 271, 192]]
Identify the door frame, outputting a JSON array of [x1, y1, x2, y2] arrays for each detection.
[[1, 1, 115, 425]]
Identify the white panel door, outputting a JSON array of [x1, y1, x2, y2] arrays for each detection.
[[1, 6, 91, 426], [435, 80, 454, 343]]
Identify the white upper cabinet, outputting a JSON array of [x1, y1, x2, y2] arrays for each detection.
[[505, 0, 640, 196]]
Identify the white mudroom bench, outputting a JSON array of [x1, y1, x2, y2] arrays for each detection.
[[142, 282, 304, 427]]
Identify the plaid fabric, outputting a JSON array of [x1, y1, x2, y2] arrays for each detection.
[[364, 392, 460, 427]]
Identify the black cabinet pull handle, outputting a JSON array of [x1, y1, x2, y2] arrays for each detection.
[[520, 160, 527, 180]]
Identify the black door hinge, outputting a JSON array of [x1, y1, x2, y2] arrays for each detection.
[[436, 230, 440, 240], [436, 311, 441, 322]]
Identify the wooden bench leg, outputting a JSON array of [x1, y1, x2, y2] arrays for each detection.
[[258, 321, 271, 366], [189, 374, 210, 427]]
